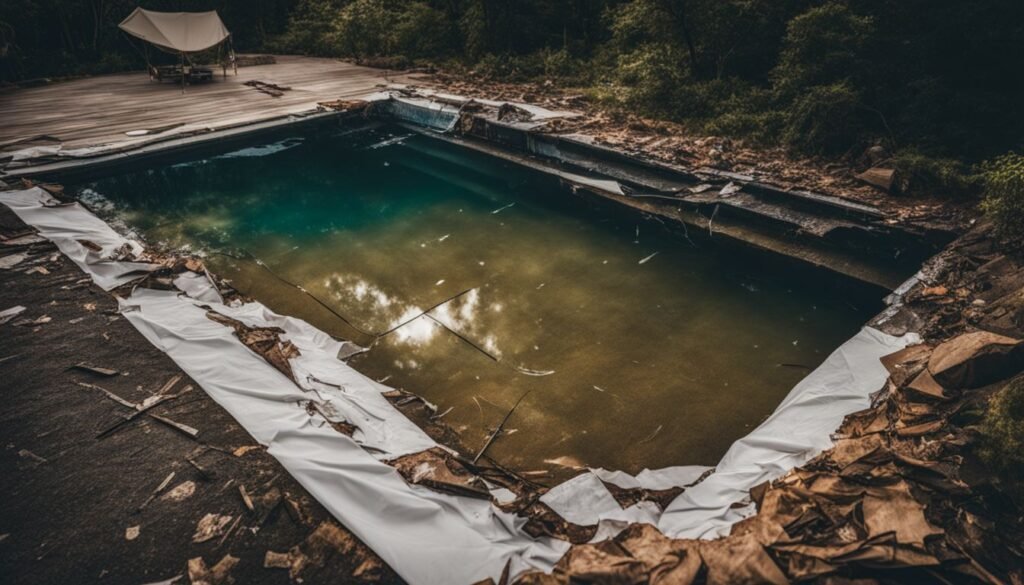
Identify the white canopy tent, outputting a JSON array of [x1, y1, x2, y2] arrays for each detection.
[[118, 8, 236, 90]]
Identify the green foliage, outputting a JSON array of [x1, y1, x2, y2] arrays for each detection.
[[329, 0, 394, 57], [780, 82, 863, 155], [892, 150, 979, 198], [614, 43, 690, 117], [772, 3, 875, 96], [393, 3, 455, 59], [4, 0, 1024, 169], [979, 377, 1024, 502], [981, 154, 1024, 242]]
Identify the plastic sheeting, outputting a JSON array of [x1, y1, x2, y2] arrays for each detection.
[[120, 287, 568, 583], [0, 187, 157, 290], [658, 326, 918, 539], [2, 184, 918, 584]]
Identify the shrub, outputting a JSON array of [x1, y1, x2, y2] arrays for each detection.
[[981, 153, 1024, 242], [614, 43, 689, 117], [979, 376, 1024, 503], [539, 48, 581, 81], [703, 85, 783, 144], [891, 150, 979, 198], [772, 2, 875, 96], [393, 2, 456, 60], [781, 82, 863, 155], [330, 0, 395, 58]]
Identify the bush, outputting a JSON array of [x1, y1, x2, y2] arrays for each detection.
[[393, 2, 456, 60], [781, 82, 863, 155], [703, 86, 783, 144], [772, 2, 875, 96], [979, 376, 1024, 503], [981, 153, 1024, 242], [330, 0, 395, 58], [614, 43, 689, 117], [892, 150, 979, 198]]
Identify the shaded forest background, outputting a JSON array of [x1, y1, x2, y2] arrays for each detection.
[[3, 0, 1024, 199]]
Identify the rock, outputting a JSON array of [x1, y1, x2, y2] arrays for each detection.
[[928, 331, 1024, 389], [865, 144, 889, 165], [855, 166, 897, 193]]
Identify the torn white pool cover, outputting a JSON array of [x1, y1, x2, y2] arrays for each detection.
[[1, 186, 917, 584]]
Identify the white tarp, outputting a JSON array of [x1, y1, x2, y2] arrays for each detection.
[[120, 287, 569, 583], [657, 326, 916, 539], [0, 187, 157, 290], [1, 185, 918, 584], [119, 8, 230, 54]]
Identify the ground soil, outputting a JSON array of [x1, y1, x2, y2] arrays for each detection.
[[0, 205, 402, 585]]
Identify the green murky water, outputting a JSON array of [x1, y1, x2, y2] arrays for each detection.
[[76, 127, 880, 474]]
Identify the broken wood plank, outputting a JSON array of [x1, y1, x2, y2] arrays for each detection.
[[75, 381, 136, 408], [136, 471, 175, 513], [238, 485, 255, 513], [149, 413, 199, 439], [71, 362, 119, 377]]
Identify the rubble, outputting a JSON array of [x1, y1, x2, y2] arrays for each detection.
[[413, 74, 970, 231]]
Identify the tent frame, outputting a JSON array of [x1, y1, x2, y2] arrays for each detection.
[[119, 10, 237, 93]]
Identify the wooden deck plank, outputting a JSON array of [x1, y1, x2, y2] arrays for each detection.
[[0, 56, 395, 150]]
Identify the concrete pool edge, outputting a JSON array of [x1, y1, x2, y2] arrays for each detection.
[[1, 184, 923, 584]]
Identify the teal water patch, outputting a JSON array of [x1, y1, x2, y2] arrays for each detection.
[[76, 127, 881, 475]]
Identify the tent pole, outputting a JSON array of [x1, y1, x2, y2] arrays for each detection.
[[180, 52, 185, 94]]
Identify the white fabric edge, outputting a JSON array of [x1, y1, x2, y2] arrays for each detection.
[[0, 187, 158, 290]]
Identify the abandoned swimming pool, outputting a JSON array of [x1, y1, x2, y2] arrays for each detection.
[[73, 126, 883, 474]]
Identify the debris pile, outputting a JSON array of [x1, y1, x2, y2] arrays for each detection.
[[411, 73, 969, 229], [243, 80, 291, 97]]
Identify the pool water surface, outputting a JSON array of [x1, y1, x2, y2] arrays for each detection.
[[76, 127, 881, 474]]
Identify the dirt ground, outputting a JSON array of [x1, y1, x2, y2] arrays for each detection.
[[0, 205, 401, 585]]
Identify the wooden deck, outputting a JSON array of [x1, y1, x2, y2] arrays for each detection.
[[0, 56, 396, 150]]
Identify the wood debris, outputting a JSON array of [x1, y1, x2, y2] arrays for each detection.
[[187, 554, 238, 585], [192, 513, 233, 544], [72, 362, 118, 376], [243, 80, 291, 97], [0, 305, 26, 324], [137, 471, 176, 512]]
